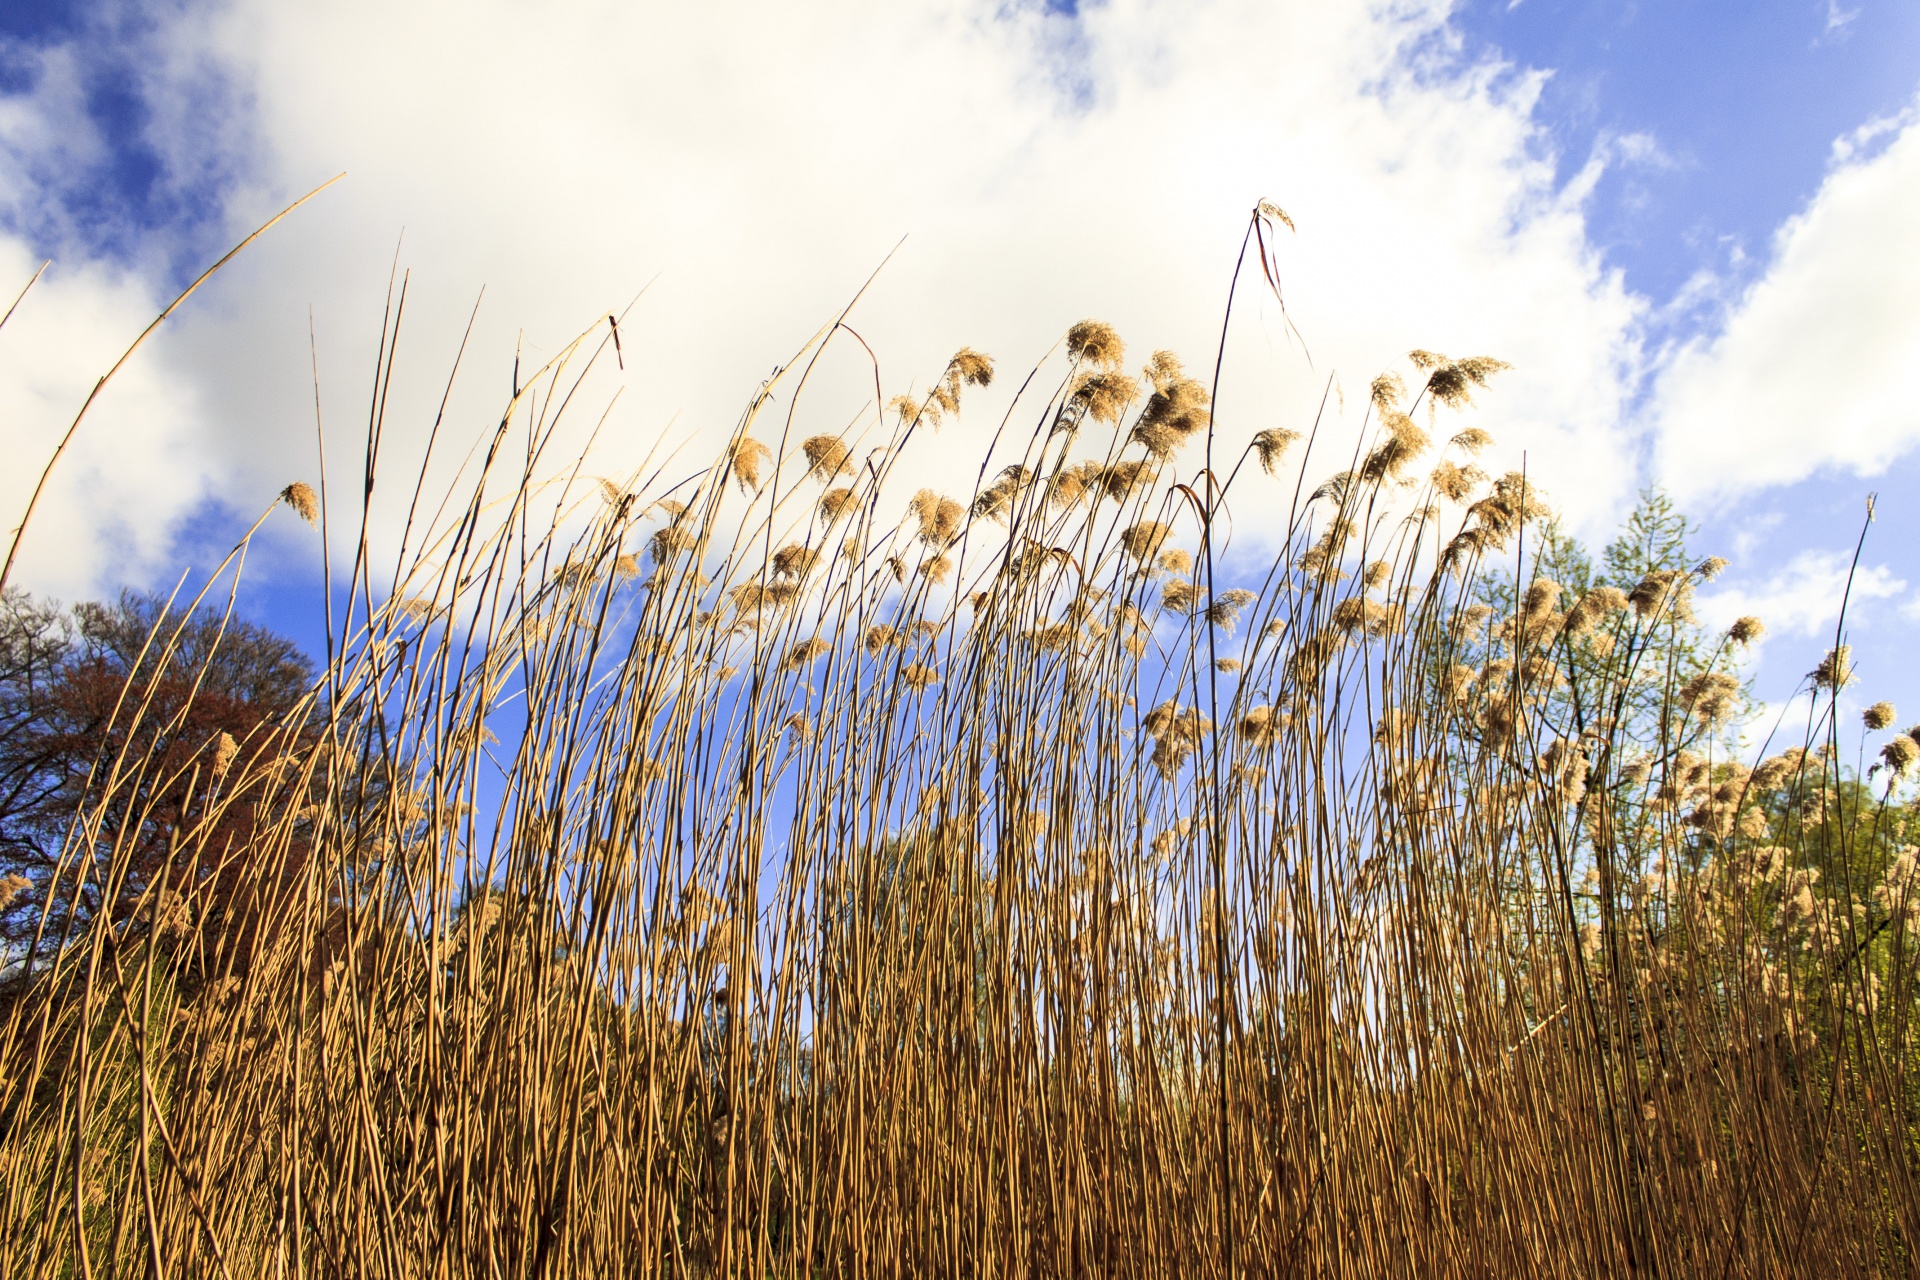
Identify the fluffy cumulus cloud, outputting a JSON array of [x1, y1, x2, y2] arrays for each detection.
[[0, 0, 1703, 595], [0, 237, 215, 598], [1652, 93, 1920, 503], [1698, 549, 1906, 644]]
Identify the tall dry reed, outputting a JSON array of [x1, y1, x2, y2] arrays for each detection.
[[1, 211, 1915, 1278]]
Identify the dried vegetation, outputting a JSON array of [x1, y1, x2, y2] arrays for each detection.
[[0, 252, 1915, 1279]]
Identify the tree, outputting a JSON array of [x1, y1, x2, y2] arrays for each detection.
[[0, 589, 323, 970]]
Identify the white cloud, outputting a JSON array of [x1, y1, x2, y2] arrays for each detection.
[[0, 235, 218, 598], [1652, 90, 1920, 503], [1697, 549, 1905, 645], [6, 0, 1653, 596]]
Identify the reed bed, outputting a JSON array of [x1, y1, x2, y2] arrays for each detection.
[[1, 235, 1916, 1278]]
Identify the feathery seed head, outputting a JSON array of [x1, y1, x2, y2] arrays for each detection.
[[1450, 427, 1494, 455], [1067, 320, 1125, 370], [1423, 355, 1510, 410], [1370, 373, 1405, 415], [801, 435, 852, 481], [1628, 570, 1679, 618], [731, 438, 773, 493], [910, 489, 966, 548], [1119, 521, 1172, 562], [1130, 375, 1211, 458], [1142, 350, 1184, 394], [772, 543, 819, 581], [1864, 701, 1896, 731], [1098, 460, 1156, 503], [784, 637, 831, 670], [1679, 671, 1741, 726], [1430, 460, 1483, 502], [1160, 580, 1199, 613], [651, 524, 697, 560], [0, 873, 30, 914], [889, 393, 926, 425], [949, 347, 994, 387], [1206, 589, 1257, 631], [1069, 371, 1140, 428], [820, 487, 857, 522], [280, 482, 320, 527], [1729, 615, 1765, 645], [211, 731, 238, 779], [1811, 646, 1855, 690], [1252, 428, 1300, 476], [1239, 705, 1278, 745], [1257, 199, 1295, 230]]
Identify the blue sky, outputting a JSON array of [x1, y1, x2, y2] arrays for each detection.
[[1, 0, 1917, 745], [1457, 0, 1920, 303]]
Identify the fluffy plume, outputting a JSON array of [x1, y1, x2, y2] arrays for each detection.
[[1694, 556, 1730, 581], [1252, 428, 1300, 476], [1128, 371, 1211, 460], [0, 873, 30, 914], [731, 438, 773, 493], [772, 543, 819, 581], [801, 435, 852, 481], [1369, 373, 1405, 415], [1811, 646, 1854, 691], [1097, 460, 1156, 503], [1331, 598, 1401, 638], [1160, 580, 1199, 613], [210, 731, 239, 779], [784, 637, 831, 670], [1679, 671, 1742, 727], [1066, 320, 1125, 370], [1061, 372, 1139, 432], [949, 347, 994, 388], [1119, 522, 1172, 563], [910, 490, 966, 549], [1415, 353, 1511, 410], [1865, 701, 1897, 731], [651, 524, 697, 560], [1361, 412, 1430, 482], [1205, 589, 1258, 631], [820, 487, 857, 523], [280, 482, 320, 527], [1464, 473, 1549, 551], [972, 466, 1031, 523], [1450, 427, 1494, 455], [1430, 460, 1483, 503]]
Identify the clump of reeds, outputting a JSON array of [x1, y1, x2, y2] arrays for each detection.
[[1, 215, 1915, 1279]]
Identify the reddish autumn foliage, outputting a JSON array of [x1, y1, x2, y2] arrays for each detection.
[[0, 589, 324, 972]]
